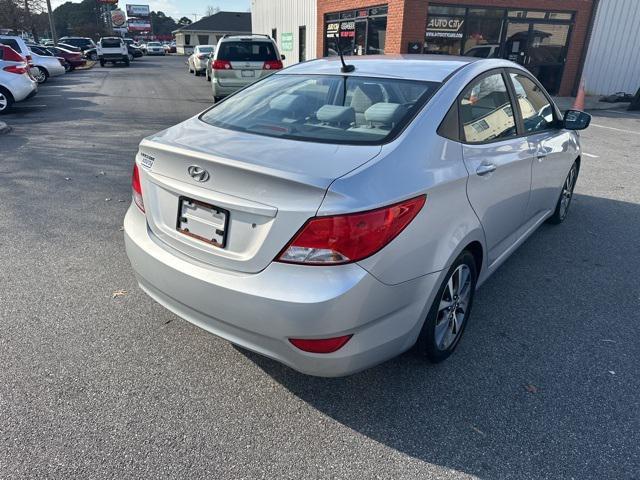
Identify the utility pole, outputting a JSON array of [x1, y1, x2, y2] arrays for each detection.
[[192, 13, 199, 22], [45, 0, 58, 44]]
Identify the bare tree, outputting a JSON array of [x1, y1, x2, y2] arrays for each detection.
[[204, 5, 220, 17]]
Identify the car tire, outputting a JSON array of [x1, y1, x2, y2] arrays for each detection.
[[547, 161, 579, 225], [33, 67, 48, 84], [99, 59, 105, 67], [0, 87, 14, 114], [124, 59, 130, 67], [128, 53, 134, 62], [416, 250, 478, 363], [89, 52, 98, 61]]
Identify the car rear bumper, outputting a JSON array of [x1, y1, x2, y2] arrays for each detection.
[[211, 79, 246, 97], [10, 76, 37, 102], [124, 204, 438, 377], [101, 54, 127, 61]]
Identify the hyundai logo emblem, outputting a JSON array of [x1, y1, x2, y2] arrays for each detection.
[[188, 165, 210, 182]]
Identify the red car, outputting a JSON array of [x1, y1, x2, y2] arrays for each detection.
[[50, 46, 86, 70]]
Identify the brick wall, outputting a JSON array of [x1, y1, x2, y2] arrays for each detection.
[[316, 0, 595, 96]]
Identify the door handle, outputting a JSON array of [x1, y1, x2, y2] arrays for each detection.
[[476, 163, 497, 176], [536, 154, 547, 162]]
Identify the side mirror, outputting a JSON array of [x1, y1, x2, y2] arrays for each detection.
[[281, 54, 286, 60], [563, 109, 591, 130]]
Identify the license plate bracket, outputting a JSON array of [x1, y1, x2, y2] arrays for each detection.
[[176, 196, 229, 248]]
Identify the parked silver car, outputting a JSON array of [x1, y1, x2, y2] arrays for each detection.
[[209, 34, 283, 102], [124, 55, 590, 377]]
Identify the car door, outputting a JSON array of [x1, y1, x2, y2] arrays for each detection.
[[507, 70, 575, 219], [460, 70, 533, 265]]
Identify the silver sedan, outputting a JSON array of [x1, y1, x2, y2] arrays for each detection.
[[124, 55, 590, 377]]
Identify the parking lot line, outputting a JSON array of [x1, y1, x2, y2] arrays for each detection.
[[591, 123, 640, 135], [583, 152, 599, 158]]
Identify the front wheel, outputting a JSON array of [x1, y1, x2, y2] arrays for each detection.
[[416, 251, 477, 363], [89, 52, 98, 61], [128, 53, 134, 62], [547, 162, 579, 224]]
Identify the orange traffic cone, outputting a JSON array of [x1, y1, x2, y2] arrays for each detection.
[[572, 79, 586, 111]]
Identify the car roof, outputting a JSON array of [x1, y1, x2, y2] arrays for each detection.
[[281, 55, 519, 83], [220, 34, 273, 42]]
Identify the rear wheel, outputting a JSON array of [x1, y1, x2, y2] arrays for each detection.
[[0, 87, 14, 114], [416, 251, 477, 363], [547, 161, 579, 224], [89, 52, 98, 61], [128, 53, 134, 62], [32, 67, 48, 84]]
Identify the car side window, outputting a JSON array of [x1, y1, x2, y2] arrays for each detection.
[[510, 73, 555, 133], [459, 72, 517, 143]]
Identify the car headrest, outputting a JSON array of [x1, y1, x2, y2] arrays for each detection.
[[350, 84, 385, 113], [316, 105, 355, 125], [269, 94, 305, 113], [364, 103, 406, 126]]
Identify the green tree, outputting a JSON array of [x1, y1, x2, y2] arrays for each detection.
[[177, 16, 192, 27], [150, 11, 177, 36]]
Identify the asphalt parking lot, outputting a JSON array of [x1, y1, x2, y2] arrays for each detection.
[[1, 55, 639, 479]]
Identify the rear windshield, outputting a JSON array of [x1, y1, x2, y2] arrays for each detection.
[[198, 47, 213, 53], [101, 39, 121, 48], [0, 39, 21, 53], [217, 41, 277, 62], [148, 42, 161, 47], [200, 74, 440, 145]]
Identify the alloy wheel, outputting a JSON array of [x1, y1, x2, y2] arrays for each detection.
[[435, 264, 472, 350], [559, 164, 577, 220], [0, 92, 7, 112], [33, 68, 46, 83]]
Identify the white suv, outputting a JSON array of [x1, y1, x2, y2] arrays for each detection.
[[209, 34, 283, 102], [97, 37, 129, 67]]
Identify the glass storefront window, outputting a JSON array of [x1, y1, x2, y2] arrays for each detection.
[[367, 17, 387, 54], [324, 6, 387, 57], [428, 6, 466, 16], [424, 8, 465, 55], [463, 8, 505, 57]]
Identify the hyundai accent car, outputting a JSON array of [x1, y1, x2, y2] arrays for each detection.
[[124, 55, 590, 377]]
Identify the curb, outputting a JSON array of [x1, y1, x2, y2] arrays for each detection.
[[0, 121, 11, 135]]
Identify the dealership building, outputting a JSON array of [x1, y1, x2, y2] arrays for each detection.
[[252, 0, 640, 97]]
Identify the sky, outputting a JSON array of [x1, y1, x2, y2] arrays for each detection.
[[50, 0, 251, 21]]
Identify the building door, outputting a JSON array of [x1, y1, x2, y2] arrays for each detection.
[[299, 26, 306, 62], [504, 21, 571, 94], [354, 20, 367, 55]]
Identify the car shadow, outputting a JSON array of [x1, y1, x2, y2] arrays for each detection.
[[236, 193, 640, 479]]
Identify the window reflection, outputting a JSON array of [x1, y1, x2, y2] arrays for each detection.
[[460, 74, 517, 143]]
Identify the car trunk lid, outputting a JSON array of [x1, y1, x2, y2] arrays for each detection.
[[137, 116, 381, 273]]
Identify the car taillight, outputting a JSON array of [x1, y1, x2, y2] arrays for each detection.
[[57, 57, 65, 66], [289, 335, 352, 353], [277, 195, 426, 265], [26, 54, 32, 63], [212, 59, 232, 70], [3, 64, 28, 75], [132, 164, 144, 212], [263, 60, 283, 70], [2, 46, 25, 62]]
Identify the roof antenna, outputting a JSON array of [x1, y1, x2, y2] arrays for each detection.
[[335, 36, 355, 73]]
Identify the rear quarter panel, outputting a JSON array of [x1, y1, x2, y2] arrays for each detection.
[[319, 82, 485, 286]]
